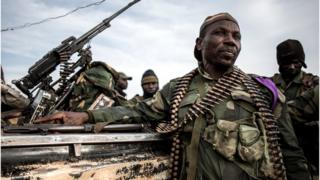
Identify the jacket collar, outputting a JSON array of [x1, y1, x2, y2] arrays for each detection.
[[197, 63, 235, 81], [274, 71, 305, 85]]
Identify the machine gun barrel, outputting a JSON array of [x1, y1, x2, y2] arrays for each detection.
[[13, 0, 140, 97], [73, 0, 140, 51]]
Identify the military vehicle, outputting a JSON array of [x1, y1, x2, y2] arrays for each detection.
[[1, 124, 170, 179]]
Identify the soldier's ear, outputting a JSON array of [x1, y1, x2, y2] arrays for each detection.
[[196, 38, 203, 51]]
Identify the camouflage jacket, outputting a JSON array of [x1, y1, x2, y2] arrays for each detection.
[[1, 80, 30, 125], [127, 94, 144, 106], [271, 71, 319, 101], [272, 71, 319, 175], [287, 85, 319, 175], [1, 80, 30, 111], [68, 61, 128, 111], [87, 66, 310, 180], [288, 85, 319, 124]]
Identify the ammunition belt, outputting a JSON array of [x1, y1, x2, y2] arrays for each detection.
[[155, 68, 197, 180], [181, 67, 244, 127], [158, 67, 246, 179], [155, 68, 198, 180], [242, 74, 287, 180], [156, 68, 197, 133], [156, 67, 244, 134], [157, 67, 286, 180], [58, 50, 72, 94]]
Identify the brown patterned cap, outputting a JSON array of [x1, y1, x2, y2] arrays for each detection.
[[199, 12, 239, 36], [141, 69, 158, 85]]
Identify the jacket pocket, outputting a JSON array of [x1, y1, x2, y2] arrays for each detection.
[[203, 119, 239, 160], [237, 124, 264, 163]]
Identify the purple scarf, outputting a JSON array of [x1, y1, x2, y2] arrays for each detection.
[[254, 77, 279, 110]]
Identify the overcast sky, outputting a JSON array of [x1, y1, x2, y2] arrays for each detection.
[[1, 0, 319, 98]]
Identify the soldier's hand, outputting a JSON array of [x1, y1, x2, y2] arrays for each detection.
[[34, 111, 89, 125]]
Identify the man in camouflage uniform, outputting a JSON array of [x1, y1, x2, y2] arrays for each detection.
[[1, 66, 30, 124], [271, 39, 319, 101], [115, 72, 132, 99], [129, 69, 159, 104], [270, 39, 319, 177], [36, 13, 310, 180], [1, 79, 30, 112], [67, 61, 129, 111], [288, 85, 319, 178]]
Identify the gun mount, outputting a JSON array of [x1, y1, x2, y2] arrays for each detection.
[[10, 0, 141, 124]]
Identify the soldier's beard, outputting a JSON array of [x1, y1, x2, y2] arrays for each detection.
[[279, 66, 301, 79]]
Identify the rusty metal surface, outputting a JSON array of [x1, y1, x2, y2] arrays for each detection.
[[1, 131, 170, 179], [2, 152, 170, 179]]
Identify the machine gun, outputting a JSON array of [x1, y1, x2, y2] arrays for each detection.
[[12, 0, 140, 123]]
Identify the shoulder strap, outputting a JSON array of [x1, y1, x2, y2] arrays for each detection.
[[187, 114, 205, 180]]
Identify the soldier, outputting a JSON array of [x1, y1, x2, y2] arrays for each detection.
[[1, 66, 30, 124], [270, 39, 319, 177], [36, 13, 310, 180], [271, 39, 319, 100], [115, 72, 132, 99], [130, 69, 159, 104], [288, 85, 319, 178], [1, 81, 30, 111], [67, 61, 128, 111]]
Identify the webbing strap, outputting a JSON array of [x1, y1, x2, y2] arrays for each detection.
[[187, 115, 205, 180]]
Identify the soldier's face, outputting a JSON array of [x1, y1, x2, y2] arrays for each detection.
[[117, 78, 128, 90], [279, 59, 302, 77], [142, 82, 159, 95], [196, 20, 241, 68]]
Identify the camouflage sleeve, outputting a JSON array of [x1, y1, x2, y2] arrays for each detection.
[[69, 65, 116, 111], [287, 85, 319, 124], [310, 74, 319, 87], [87, 81, 174, 124], [1, 83, 30, 109], [126, 95, 142, 107], [275, 99, 311, 180]]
